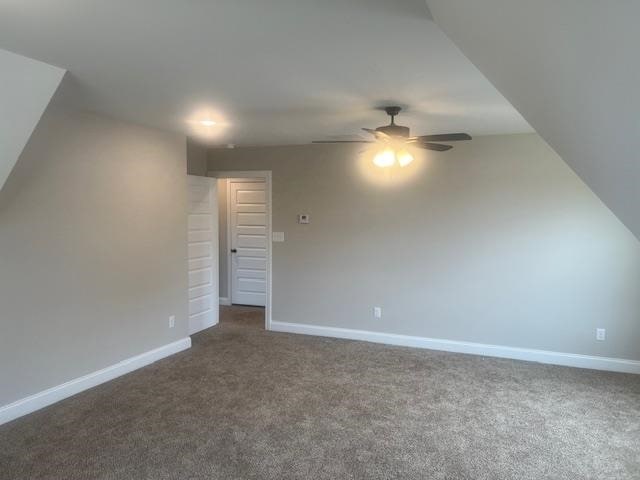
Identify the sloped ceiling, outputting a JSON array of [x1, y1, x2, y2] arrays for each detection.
[[0, 48, 65, 191], [0, 0, 530, 146], [426, 0, 640, 239]]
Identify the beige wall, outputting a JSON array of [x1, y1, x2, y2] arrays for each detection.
[[0, 108, 188, 406], [186, 137, 208, 176], [208, 134, 640, 360]]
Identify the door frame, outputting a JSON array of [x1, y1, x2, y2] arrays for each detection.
[[208, 170, 272, 331]]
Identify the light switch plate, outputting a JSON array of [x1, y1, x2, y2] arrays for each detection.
[[272, 231, 285, 242]]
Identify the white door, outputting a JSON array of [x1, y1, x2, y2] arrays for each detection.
[[187, 176, 219, 334], [230, 179, 267, 306]]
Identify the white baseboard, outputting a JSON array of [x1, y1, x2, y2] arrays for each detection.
[[271, 321, 640, 375], [0, 337, 192, 426], [219, 297, 231, 306]]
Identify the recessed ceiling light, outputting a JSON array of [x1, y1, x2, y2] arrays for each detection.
[[187, 109, 230, 140]]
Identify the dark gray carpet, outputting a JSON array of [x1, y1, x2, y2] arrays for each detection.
[[1, 306, 639, 479]]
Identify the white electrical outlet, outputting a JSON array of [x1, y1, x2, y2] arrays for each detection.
[[169, 315, 175, 329], [596, 328, 606, 341], [373, 307, 382, 319]]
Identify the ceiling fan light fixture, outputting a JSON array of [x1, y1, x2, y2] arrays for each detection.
[[397, 149, 414, 167], [373, 148, 396, 168], [372, 147, 414, 168]]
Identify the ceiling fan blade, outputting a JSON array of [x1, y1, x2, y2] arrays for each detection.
[[414, 133, 472, 142], [416, 142, 453, 152], [312, 140, 374, 144], [362, 128, 391, 142]]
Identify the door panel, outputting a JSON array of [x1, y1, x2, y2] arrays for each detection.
[[238, 234, 267, 248], [187, 176, 219, 334], [189, 268, 212, 288], [235, 269, 266, 280], [230, 180, 267, 306], [238, 277, 266, 293], [236, 189, 266, 204], [237, 225, 266, 235], [237, 212, 266, 226], [188, 242, 212, 259], [237, 257, 267, 270]]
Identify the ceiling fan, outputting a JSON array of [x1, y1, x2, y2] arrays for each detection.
[[313, 106, 472, 167]]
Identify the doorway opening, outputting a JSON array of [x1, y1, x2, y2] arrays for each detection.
[[219, 305, 265, 331], [208, 171, 272, 331]]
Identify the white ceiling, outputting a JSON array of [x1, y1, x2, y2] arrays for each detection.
[[0, 0, 530, 145], [426, 0, 640, 240]]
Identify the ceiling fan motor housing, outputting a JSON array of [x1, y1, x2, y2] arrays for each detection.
[[377, 106, 410, 137], [376, 124, 410, 138]]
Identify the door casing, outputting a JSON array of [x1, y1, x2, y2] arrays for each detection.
[[208, 170, 272, 331]]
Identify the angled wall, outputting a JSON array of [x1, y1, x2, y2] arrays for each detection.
[[426, 1, 640, 239], [0, 49, 65, 191]]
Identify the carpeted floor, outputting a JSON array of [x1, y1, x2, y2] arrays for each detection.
[[1, 306, 639, 479]]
